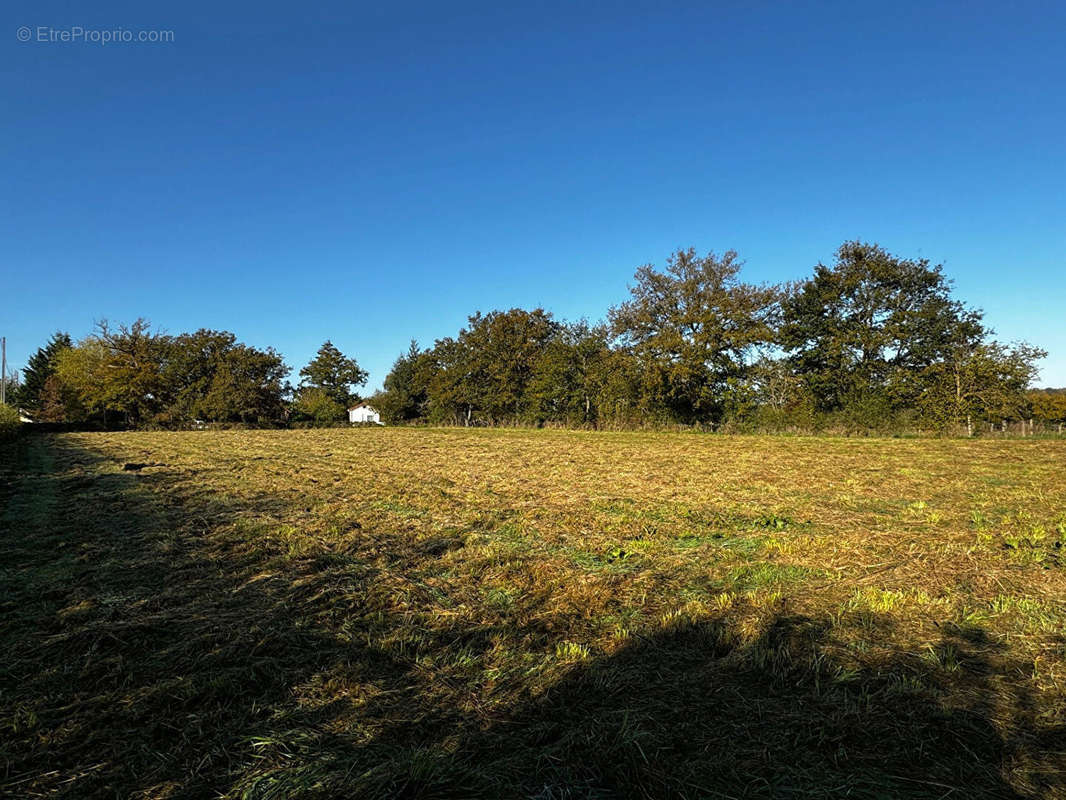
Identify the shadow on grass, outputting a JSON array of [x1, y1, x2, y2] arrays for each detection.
[[1, 435, 1064, 799], [0, 435, 405, 798], [326, 615, 1064, 799], [461, 621, 1061, 798]]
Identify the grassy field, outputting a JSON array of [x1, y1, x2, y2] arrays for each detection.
[[2, 429, 1066, 798]]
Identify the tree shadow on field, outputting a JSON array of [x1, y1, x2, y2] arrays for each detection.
[[0, 434, 413, 799], [2, 435, 1065, 799], [456, 618, 1066, 799], [241, 602, 1066, 796]]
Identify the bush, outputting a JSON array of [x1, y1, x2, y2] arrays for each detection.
[[291, 388, 347, 426], [0, 404, 22, 441]]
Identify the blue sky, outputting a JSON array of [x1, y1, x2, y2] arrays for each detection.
[[4, 0, 1064, 389]]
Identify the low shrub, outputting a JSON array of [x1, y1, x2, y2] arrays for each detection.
[[0, 404, 22, 441]]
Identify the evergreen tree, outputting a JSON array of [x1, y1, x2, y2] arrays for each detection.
[[299, 341, 368, 408], [15, 332, 72, 415], [377, 341, 429, 422]]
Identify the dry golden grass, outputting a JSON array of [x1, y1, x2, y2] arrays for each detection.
[[2, 428, 1065, 798]]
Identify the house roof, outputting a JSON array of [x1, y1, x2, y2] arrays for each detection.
[[348, 402, 376, 411]]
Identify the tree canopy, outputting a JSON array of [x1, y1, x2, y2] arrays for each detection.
[[298, 341, 368, 409], [373, 242, 1046, 433], [780, 242, 987, 414], [49, 321, 289, 426], [13, 241, 1051, 434], [610, 248, 780, 422]]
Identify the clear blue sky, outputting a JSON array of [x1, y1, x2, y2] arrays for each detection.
[[4, 0, 1064, 390]]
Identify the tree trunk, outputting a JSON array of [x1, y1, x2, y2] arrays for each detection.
[[966, 414, 973, 437]]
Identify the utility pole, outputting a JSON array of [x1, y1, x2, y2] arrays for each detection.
[[1, 337, 6, 406]]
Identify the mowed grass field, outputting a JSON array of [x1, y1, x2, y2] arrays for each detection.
[[2, 429, 1066, 799]]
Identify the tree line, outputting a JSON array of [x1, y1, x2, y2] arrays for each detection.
[[373, 242, 1054, 433], [10, 326, 369, 429], [7, 241, 1060, 434]]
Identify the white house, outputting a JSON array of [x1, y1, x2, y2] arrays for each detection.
[[348, 402, 383, 425]]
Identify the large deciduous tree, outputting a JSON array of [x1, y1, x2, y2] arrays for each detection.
[[609, 248, 780, 424], [56, 320, 169, 426], [416, 309, 559, 425], [919, 342, 1046, 433], [55, 322, 289, 427], [461, 309, 559, 422], [780, 242, 985, 415], [524, 321, 624, 426], [197, 342, 289, 424], [164, 329, 289, 424]]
